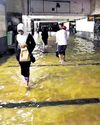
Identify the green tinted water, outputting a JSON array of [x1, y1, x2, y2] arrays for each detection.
[[0, 36, 100, 124]]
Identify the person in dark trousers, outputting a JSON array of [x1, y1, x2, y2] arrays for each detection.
[[41, 26, 48, 52], [16, 23, 36, 86]]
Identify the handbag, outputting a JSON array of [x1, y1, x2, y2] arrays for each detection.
[[20, 47, 30, 62]]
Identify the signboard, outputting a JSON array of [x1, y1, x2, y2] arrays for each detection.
[[88, 15, 100, 21], [87, 15, 94, 21]]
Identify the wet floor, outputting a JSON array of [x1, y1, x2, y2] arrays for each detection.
[[0, 35, 100, 125]]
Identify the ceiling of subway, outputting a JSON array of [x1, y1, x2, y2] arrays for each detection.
[[26, 0, 91, 21]]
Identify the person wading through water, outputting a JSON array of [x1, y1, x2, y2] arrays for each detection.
[[16, 23, 36, 87]]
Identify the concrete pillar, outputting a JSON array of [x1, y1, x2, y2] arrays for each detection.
[[90, 0, 95, 14], [91, 0, 100, 15], [0, 1, 7, 55]]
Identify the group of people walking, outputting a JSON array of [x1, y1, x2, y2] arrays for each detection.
[[15, 22, 68, 87]]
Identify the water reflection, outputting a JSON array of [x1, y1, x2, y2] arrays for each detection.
[[0, 35, 100, 124], [0, 104, 100, 125], [74, 38, 95, 54]]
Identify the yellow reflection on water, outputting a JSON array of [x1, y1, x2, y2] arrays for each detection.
[[0, 36, 100, 124], [0, 104, 100, 125]]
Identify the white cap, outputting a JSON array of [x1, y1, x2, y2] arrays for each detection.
[[17, 23, 24, 31]]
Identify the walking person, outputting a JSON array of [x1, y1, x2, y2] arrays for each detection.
[[41, 26, 48, 52], [15, 23, 36, 86], [56, 23, 68, 65]]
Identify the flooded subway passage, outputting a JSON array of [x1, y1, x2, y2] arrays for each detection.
[[0, 35, 100, 124]]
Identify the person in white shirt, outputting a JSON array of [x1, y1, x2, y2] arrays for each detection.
[[56, 23, 67, 64]]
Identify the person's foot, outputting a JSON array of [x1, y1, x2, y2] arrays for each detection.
[[61, 61, 67, 65], [23, 77, 29, 86]]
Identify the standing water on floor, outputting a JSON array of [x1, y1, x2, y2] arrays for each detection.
[[0, 36, 100, 125]]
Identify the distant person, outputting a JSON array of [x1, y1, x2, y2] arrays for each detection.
[[72, 26, 76, 35], [16, 23, 36, 87], [31, 27, 34, 36], [41, 27, 48, 52], [69, 25, 76, 35], [8, 22, 13, 31], [7, 22, 17, 44], [63, 25, 67, 30], [7, 22, 13, 46], [56, 23, 68, 64], [69, 25, 73, 35], [36, 26, 39, 34]]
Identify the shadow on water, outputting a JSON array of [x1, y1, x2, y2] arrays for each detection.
[[6, 62, 100, 68], [0, 54, 14, 66], [0, 98, 100, 108], [0, 36, 100, 124]]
